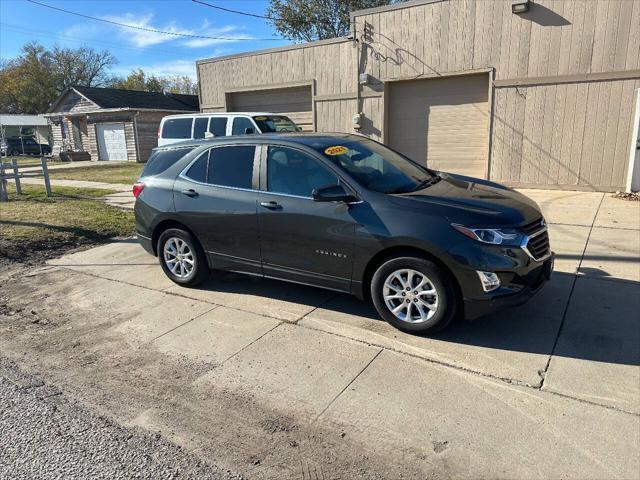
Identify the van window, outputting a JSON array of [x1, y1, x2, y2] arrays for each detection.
[[142, 147, 194, 177], [208, 146, 255, 189], [193, 117, 208, 139], [210, 117, 227, 137], [184, 151, 208, 183], [232, 117, 255, 135], [162, 118, 193, 139]]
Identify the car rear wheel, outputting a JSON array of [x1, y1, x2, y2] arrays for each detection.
[[157, 228, 209, 287], [370, 256, 457, 334]]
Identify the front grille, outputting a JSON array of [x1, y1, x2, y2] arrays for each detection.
[[526, 230, 551, 260], [521, 217, 545, 236]]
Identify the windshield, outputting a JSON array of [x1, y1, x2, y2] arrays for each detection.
[[252, 115, 299, 133], [313, 138, 435, 194]]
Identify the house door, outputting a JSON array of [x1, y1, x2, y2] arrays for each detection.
[[96, 123, 127, 161]]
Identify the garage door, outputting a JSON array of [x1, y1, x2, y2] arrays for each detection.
[[228, 86, 313, 131], [96, 123, 128, 161], [387, 74, 489, 178]]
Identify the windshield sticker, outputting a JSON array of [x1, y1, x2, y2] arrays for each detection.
[[254, 116, 268, 121], [324, 145, 348, 156]]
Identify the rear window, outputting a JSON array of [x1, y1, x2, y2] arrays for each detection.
[[141, 147, 194, 177], [162, 118, 193, 139]]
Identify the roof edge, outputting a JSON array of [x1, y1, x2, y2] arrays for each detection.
[[351, 0, 445, 19], [196, 36, 350, 66]]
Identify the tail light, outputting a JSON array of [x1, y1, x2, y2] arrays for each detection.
[[132, 182, 145, 199]]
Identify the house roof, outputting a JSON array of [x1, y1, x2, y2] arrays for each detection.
[[0, 114, 49, 126], [48, 86, 199, 113]]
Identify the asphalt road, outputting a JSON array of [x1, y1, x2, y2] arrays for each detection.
[[0, 358, 242, 480]]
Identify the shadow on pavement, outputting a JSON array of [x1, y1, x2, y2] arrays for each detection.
[[192, 269, 639, 368]]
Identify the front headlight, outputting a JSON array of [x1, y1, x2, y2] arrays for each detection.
[[451, 224, 521, 246]]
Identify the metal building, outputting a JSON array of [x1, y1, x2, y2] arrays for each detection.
[[196, 0, 640, 191]]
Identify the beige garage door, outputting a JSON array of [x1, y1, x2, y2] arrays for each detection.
[[387, 74, 489, 178], [228, 86, 313, 131]]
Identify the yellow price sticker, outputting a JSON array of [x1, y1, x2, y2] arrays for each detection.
[[324, 145, 348, 156]]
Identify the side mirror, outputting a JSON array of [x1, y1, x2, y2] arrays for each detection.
[[312, 184, 359, 203], [204, 131, 215, 139], [244, 127, 254, 134]]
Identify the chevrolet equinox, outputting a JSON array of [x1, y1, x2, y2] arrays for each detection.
[[134, 133, 553, 334]]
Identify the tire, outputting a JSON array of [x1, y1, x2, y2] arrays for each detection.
[[9, 148, 20, 156], [370, 256, 458, 334], [157, 228, 209, 287]]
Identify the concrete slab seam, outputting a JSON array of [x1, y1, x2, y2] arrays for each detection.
[[314, 348, 383, 422], [539, 193, 606, 390], [145, 305, 220, 346], [293, 292, 340, 324], [218, 321, 284, 366]]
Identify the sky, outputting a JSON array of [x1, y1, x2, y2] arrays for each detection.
[[0, 0, 292, 80]]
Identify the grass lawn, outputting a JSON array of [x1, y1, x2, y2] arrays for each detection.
[[49, 163, 145, 185], [1, 156, 66, 167], [0, 185, 135, 265]]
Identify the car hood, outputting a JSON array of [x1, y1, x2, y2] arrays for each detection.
[[391, 172, 542, 226]]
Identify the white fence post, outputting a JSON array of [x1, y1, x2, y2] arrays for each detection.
[[11, 157, 21, 194], [41, 156, 52, 197], [0, 161, 8, 201]]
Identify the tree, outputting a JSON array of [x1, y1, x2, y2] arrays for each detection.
[[267, 0, 401, 42], [51, 46, 116, 90], [160, 75, 198, 95], [0, 42, 116, 114], [110, 69, 164, 92], [110, 70, 198, 95]]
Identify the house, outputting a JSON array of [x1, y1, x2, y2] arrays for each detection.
[[0, 114, 50, 145], [46, 86, 199, 162], [196, 0, 640, 192]]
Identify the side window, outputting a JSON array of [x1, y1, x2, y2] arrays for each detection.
[[232, 117, 255, 135], [142, 147, 194, 177], [209, 117, 227, 137], [184, 151, 208, 183], [162, 118, 193, 139], [207, 146, 255, 189], [193, 117, 208, 139], [267, 147, 337, 198]]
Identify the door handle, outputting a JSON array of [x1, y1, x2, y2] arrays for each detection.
[[181, 189, 198, 198], [260, 201, 281, 210]]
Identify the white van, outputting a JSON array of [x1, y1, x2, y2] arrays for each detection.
[[157, 112, 301, 146]]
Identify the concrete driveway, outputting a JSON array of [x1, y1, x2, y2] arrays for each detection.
[[1, 189, 638, 479]]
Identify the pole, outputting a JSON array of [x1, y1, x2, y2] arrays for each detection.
[[0, 161, 8, 201], [11, 157, 21, 194], [41, 155, 52, 197]]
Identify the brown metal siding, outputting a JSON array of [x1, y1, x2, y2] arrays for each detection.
[[197, 0, 640, 190]]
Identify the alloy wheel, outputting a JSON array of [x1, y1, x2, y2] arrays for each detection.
[[163, 237, 195, 279], [382, 268, 438, 323]]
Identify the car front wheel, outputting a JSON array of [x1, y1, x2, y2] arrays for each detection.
[[370, 256, 458, 334], [157, 228, 209, 287]]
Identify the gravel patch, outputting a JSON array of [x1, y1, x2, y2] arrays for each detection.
[[0, 358, 242, 480]]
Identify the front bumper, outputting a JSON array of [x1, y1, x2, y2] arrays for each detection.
[[463, 254, 554, 320]]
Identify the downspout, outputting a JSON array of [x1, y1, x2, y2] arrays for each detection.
[[133, 111, 141, 163], [351, 14, 363, 133]]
